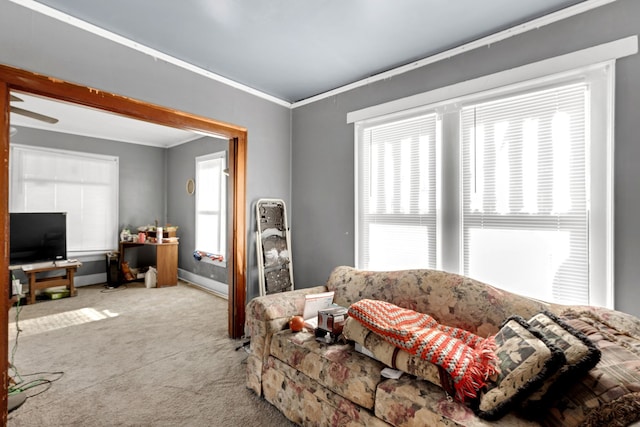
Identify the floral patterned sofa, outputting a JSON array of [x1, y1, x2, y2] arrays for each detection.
[[245, 266, 640, 426]]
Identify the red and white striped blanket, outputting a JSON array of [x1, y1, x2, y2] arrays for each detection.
[[348, 299, 499, 401]]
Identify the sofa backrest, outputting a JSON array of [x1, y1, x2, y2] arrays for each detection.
[[326, 266, 555, 337]]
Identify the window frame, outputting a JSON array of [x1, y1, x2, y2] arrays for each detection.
[[195, 151, 227, 261], [351, 39, 628, 308]]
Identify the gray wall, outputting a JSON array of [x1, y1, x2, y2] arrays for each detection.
[[291, 0, 640, 317], [11, 127, 164, 233], [5, 1, 638, 315], [0, 1, 292, 301], [10, 126, 165, 281]]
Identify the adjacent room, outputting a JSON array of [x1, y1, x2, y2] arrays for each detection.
[[8, 93, 231, 297], [2, 0, 640, 425]]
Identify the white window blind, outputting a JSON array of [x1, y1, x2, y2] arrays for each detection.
[[10, 145, 119, 252], [461, 83, 589, 304], [195, 152, 226, 256], [356, 113, 438, 270]]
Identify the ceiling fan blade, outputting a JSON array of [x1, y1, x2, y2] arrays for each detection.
[[10, 95, 23, 103], [11, 106, 59, 124]]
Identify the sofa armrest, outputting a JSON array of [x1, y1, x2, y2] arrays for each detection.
[[562, 305, 640, 337], [246, 285, 328, 321], [245, 286, 328, 395]]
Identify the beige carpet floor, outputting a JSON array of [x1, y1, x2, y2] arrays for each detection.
[[7, 282, 295, 427]]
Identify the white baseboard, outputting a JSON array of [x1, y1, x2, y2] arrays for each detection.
[[178, 269, 228, 299], [72, 253, 109, 263], [73, 269, 229, 299]]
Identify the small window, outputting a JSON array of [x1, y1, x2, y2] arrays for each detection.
[[195, 151, 226, 258]]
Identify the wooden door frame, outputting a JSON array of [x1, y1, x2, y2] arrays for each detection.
[[0, 64, 247, 422]]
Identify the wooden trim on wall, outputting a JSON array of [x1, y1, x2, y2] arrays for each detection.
[[0, 82, 11, 426], [0, 66, 246, 138], [229, 137, 247, 337], [0, 63, 248, 420]]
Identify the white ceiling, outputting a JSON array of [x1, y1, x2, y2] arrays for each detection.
[[29, 0, 588, 103], [9, 0, 590, 145], [10, 92, 204, 148]]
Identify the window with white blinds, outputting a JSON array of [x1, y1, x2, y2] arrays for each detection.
[[354, 62, 613, 307], [195, 151, 226, 256], [461, 83, 589, 305], [10, 145, 119, 252], [356, 113, 438, 270]]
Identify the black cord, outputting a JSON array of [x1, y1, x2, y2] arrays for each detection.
[[10, 371, 64, 399], [235, 340, 250, 351], [22, 380, 53, 399], [101, 284, 128, 293]]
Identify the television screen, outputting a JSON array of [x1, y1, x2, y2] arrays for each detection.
[[10, 212, 67, 266]]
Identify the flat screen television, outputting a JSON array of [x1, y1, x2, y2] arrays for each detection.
[[10, 212, 67, 266]]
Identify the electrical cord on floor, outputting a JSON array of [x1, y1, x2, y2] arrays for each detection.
[[235, 338, 251, 352], [9, 295, 65, 402], [9, 371, 64, 399], [9, 295, 23, 384]]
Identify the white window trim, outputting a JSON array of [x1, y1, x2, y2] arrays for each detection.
[[350, 38, 637, 309], [348, 36, 636, 124]]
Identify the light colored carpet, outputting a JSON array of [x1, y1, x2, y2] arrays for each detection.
[[7, 282, 295, 427]]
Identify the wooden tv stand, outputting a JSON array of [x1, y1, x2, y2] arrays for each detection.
[[21, 261, 81, 305]]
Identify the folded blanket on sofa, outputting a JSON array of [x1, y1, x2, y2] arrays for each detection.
[[343, 317, 443, 386], [348, 299, 499, 401]]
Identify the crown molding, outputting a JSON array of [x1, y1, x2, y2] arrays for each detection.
[[10, 0, 617, 110]]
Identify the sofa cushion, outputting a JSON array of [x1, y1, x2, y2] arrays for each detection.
[[474, 316, 566, 421], [375, 376, 539, 427], [519, 311, 601, 417], [269, 329, 386, 410], [343, 317, 441, 388], [262, 356, 390, 427]]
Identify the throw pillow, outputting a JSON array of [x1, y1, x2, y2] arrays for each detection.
[[519, 310, 601, 418], [474, 315, 566, 421]]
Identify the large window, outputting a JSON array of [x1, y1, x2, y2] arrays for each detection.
[[355, 62, 614, 307], [10, 145, 119, 253], [195, 151, 227, 257], [461, 83, 591, 305]]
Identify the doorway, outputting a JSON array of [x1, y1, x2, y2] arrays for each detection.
[[0, 64, 247, 420]]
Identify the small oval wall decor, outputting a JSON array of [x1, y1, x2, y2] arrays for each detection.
[[186, 178, 195, 195]]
